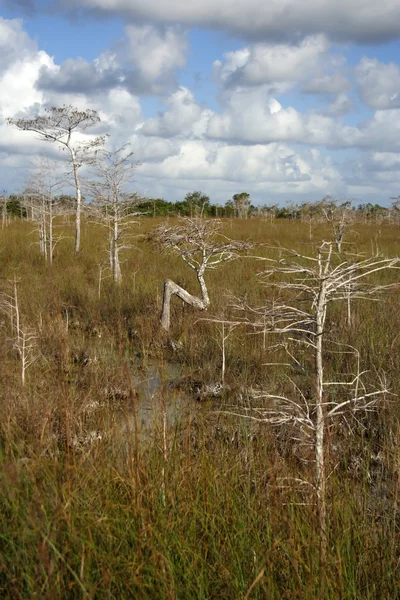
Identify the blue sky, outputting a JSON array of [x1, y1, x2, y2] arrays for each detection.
[[1, 0, 400, 205]]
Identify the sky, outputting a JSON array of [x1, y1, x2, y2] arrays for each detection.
[[0, 0, 400, 206]]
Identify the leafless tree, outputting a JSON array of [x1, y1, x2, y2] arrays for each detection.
[[24, 158, 66, 264], [320, 197, 354, 252], [1, 191, 9, 229], [8, 105, 105, 253], [0, 276, 38, 386], [86, 145, 141, 284], [223, 242, 399, 563], [391, 196, 400, 226], [152, 217, 251, 332]]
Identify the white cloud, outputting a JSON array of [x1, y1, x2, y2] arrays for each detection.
[[60, 0, 400, 44], [214, 35, 331, 89], [1, 15, 400, 204], [302, 72, 351, 95], [354, 109, 400, 151], [324, 93, 354, 116], [138, 139, 341, 195], [0, 17, 36, 73], [37, 24, 188, 96], [206, 87, 339, 145], [140, 87, 211, 137], [123, 24, 187, 83], [356, 58, 400, 109]]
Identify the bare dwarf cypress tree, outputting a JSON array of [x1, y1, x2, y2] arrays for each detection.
[[152, 217, 251, 332], [24, 158, 65, 264], [86, 145, 141, 285], [223, 242, 399, 566], [8, 105, 105, 253]]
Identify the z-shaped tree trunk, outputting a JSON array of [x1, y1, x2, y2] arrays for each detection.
[[153, 218, 250, 333], [161, 270, 210, 331]]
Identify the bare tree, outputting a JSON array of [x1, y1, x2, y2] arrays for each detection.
[[24, 158, 65, 264], [0, 276, 38, 386], [320, 197, 353, 252], [86, 146, 141, 284], [152, 217, 251, 332], [225, 243, 399, 564], [8, 105, 104, 254], [1, 191, 8, 229], [391, 196, 400, 226]]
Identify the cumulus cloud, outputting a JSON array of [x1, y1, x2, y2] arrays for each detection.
[[213, 35, 352, 101], [214, 36, 328, 88], [0, 17, 37, 73], [354, 109, 400, 151], [1, 15, 400, 205], [323, 93, 354, 116], [37, 24, 188, 96], [138, 139, 341, 196], [140, 87, 212, 137], [0, 19, 55, 120], [356, 58, 400, 109], [302, 72, 351, 95], [58, 0, 400, 44], [205, 87, 342, 146]]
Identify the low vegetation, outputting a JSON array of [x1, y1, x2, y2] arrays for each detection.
[[1, 213, 400, 598]]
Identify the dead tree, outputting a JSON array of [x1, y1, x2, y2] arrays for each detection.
[[225, 243, 399, 565], [24, 158, 65, 264], [1, 192, 9, 229], [8, 105, 104, 254], [320, 197, 353, 252], [152, 218, 251, 332], [0, 276, 38, 386], [86, 146, 141, 284]]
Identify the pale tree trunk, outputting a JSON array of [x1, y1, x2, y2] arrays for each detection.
[[13, 276, 20, 344], [20, 331, 27, 387], [315, 283, 328, 567], [42, 196, 48, 261], [71, 149, 82, 254], [1, 198, 6, 229], [48, 197, 53, 265], [160, 278, 210, 332], [112, 200, 122, 284]]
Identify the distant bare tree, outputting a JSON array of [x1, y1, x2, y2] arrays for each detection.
[[0, 276, 38, 386], [391, 196, 400, 225], [1, 191, 8, 229], [24, 158, 65, 264], [152, 217, 251, 332], [8, 105, 105, 253], [320, 197, 353, 252], [86, 145, 141, 284]]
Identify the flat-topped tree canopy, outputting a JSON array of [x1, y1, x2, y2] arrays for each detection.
[[8, 105, 105, 253]]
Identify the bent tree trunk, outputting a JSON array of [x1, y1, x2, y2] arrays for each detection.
[[160, 278, 210, 332]]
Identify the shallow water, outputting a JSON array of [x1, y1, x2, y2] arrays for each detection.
[[118, 361, 198, 442]]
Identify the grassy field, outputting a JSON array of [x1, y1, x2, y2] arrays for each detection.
[[1, 216, 400, 598]]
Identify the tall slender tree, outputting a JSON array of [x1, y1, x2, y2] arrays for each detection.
[[86, 145, 141, 284], [8, 105, 104, 253]]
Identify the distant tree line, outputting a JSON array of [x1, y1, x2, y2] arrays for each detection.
[[2, 191, 399, 223]]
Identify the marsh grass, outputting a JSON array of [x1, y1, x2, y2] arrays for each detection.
[[0, 216, 400, 598]]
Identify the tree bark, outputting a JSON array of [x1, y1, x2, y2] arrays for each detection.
[[71, 150, 81, 254], [315, 282, 327, 568], [160, 279, 209, 332]]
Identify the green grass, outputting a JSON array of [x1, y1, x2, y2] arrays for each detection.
[[0, 216, 400, 598]]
